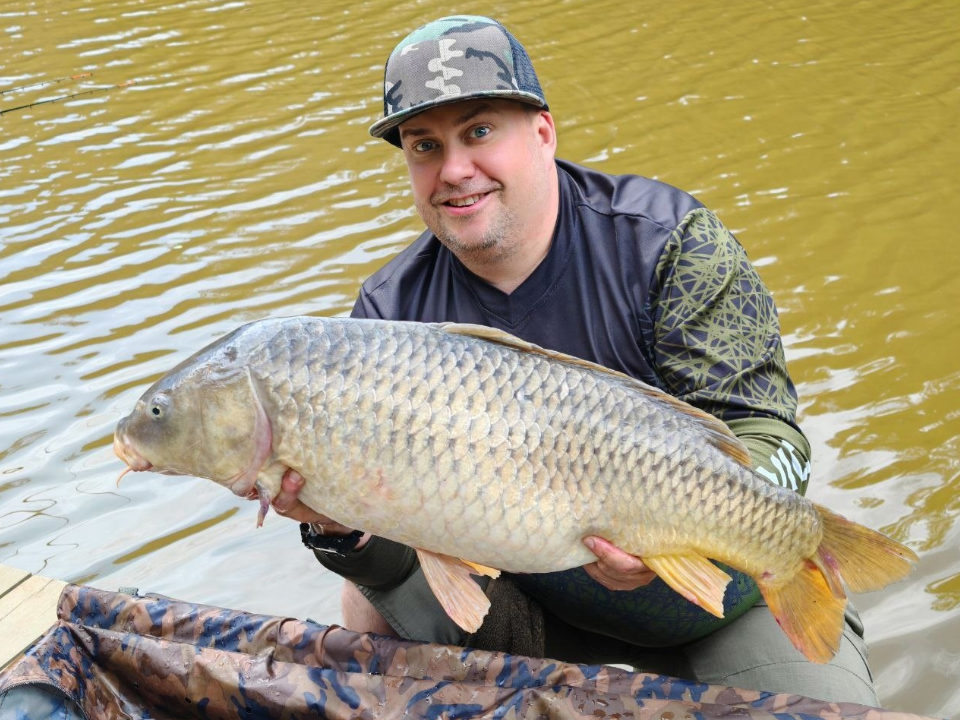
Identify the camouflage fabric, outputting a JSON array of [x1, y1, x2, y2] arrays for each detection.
[[369, 15, 547, 146], [0, 585, 942, 719]]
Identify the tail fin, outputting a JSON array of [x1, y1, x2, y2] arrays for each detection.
[[759, 504, 918, 664], [812, 502, 919, 593]]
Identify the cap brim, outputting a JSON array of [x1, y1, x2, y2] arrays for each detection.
[[369, 90, 549, 147]]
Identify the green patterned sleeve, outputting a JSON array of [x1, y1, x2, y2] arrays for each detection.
[[649, 208, 811, 493]]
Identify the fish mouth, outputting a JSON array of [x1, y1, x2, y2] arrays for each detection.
[[113, 432, 153, 485]]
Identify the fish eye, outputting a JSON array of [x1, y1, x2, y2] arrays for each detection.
[[149, 395, 168, 419]]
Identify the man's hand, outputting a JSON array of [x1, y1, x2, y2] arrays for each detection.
[[582, 536, 656, 591], [250, 468, 359, 538]]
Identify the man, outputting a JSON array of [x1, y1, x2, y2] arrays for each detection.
[[272, 15, 879, 705]]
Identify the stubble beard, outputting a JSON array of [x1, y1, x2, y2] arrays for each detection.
[[418, 192, 522, 267]]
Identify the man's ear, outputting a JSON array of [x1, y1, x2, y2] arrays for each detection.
[[532, 110, 558, 156]]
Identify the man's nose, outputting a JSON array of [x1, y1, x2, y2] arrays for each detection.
[[438, 145, 476, 186]]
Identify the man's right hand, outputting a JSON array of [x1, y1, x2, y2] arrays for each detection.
[[268, 469, 369, 548]]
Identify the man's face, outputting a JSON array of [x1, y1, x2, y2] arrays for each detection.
[[398, 99, 557, 267]]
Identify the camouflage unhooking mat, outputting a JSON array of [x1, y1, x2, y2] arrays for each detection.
[[0, 585, 942, 720]]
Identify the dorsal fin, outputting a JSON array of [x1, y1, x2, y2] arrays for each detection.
[[435, 322, 753, 469]]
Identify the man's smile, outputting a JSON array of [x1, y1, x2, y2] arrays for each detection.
[[437, 190, 495, 217], [448, 194, 483, 207]]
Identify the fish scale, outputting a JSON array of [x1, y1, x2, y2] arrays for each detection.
[[115, 315, 918, 662]]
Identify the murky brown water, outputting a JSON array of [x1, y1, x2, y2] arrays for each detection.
[[1, 0, 958, 715]]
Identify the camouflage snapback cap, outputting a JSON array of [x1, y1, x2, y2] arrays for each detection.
[[369, 16, 548, 147]]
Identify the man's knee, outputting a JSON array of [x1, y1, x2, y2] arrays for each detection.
[[341, 580, 398, 636], [685, 602, 879, 706]]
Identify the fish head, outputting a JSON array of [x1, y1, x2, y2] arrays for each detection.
[[114, 347, 272, 498]]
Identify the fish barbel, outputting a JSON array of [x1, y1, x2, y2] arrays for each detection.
[[113, 316, 917, 662]]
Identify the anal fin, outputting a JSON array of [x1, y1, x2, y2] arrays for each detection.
[[415, 549, 493, 633], [643, 553, 732, 618]]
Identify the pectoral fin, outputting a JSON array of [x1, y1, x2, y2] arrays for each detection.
[[643, 553, 732, 618], [415, 549, 494, 633], [254, 480, 272, 528]]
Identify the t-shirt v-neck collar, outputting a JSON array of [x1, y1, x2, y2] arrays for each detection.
[[450, 168, 577, 329]]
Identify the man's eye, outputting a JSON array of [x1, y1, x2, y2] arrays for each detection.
[[412, 140, 436, 152], [470, 126, 491, 139]]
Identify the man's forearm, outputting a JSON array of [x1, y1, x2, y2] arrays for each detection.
[[311, 535, 418, 591]]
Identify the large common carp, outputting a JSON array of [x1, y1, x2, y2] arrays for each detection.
[[114, 316, 917, 663]]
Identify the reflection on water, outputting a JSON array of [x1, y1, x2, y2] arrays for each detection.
[[1, 0, 958, 715]]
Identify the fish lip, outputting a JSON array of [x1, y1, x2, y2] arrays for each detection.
[[113, 432, 153, 472]]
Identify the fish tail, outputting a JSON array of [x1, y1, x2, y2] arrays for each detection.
[[758, 503, 918, 664], [811, 502, 919, 594]]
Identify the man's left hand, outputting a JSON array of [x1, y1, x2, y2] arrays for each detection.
[[582, 536, 656, 591]]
